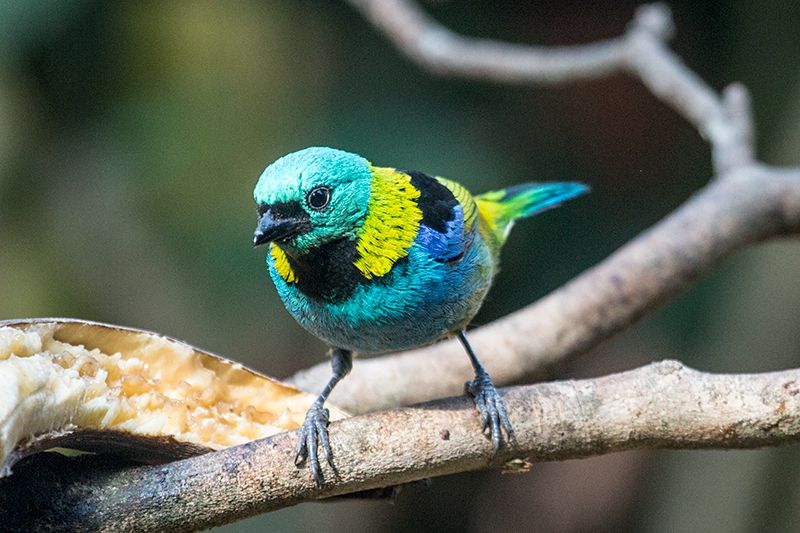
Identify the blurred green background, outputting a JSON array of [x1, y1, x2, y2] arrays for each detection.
[[1, 1, 799, 531]]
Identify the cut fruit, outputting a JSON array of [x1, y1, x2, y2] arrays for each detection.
[[0, 318, 346, 477]]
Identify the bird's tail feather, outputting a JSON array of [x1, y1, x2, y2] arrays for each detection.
[[475, 182, 589, 243]]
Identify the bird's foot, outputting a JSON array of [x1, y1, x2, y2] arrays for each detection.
[[465, 369, 513, 454], [295, 400, 334, 486]]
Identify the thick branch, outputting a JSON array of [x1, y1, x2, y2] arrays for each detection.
[[5, 361, 800, 532]]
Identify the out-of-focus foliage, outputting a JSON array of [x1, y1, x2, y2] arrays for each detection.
[[0, 1, 798, 532]]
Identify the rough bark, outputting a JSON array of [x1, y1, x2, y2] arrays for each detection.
[[3, 362, 800, 533]]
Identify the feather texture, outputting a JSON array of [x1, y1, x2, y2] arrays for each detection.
[[253, 147, 589, 482], [353, 166, 422, 279], [253, 147, 588, 353]]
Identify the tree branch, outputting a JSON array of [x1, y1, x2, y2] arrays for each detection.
[[344, 1, 754, 171], [289, 2, 800, 413], [345, 0, 639, 83], [5, 2, 800, 531], [5, 361, 800, 532], [292, 164, 800, 414]]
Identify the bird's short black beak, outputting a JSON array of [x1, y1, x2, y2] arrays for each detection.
[[253, 210, 297, 247]]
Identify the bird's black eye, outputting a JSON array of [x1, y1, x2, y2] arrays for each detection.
[[306, 186, 331, 211]]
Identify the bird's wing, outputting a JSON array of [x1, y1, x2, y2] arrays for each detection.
[[402, 170, 478, 262]]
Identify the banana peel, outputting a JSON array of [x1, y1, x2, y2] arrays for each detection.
[[0, 318, 346, 477]]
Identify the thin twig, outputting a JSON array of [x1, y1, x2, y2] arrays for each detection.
[[346, 0, 634, 82]]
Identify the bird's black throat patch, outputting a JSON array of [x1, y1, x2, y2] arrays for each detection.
[[286, 238, 376, 303]]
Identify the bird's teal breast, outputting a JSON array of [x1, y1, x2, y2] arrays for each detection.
[[267, 233, 495, 353]]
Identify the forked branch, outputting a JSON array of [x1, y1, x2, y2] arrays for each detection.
[[4, 3, 800, 532], [290, 1, 800, 413]]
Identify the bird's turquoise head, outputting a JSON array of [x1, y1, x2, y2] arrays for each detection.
[[253, 147, 373, 255]]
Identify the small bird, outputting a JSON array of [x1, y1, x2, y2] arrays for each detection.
[[253, 146, 588, 484]]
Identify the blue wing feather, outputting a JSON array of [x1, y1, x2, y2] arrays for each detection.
[[416, 202, 475, 262], [405, 171, 475, 263]]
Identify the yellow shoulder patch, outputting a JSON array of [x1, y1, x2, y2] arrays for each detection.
[[270, 244, 297, 283], [354, 166, 422, 279], [435, 176, 478, 233]]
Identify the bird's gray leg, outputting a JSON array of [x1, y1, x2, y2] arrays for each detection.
[[458, 330, 513, 454], [295, 347, 352, 486]]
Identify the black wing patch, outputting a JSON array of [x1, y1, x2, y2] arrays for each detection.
[[404, 170, 473, 262]]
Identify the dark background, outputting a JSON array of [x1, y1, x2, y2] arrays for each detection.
[[1, 1, 799, 531]]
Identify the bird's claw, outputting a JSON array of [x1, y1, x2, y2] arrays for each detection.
[[294, 401, 333, 486], [465, 370, 513, 455]]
